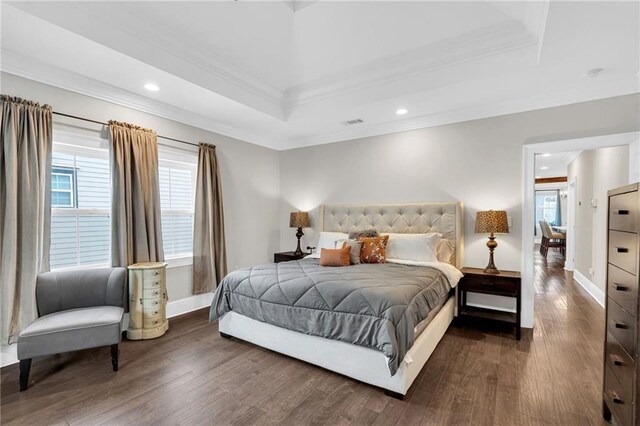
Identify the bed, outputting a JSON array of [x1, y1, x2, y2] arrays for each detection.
[[210, 202, 464, 398]]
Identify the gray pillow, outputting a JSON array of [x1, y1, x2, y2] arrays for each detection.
[[347, 240, 363, 265], [348, 229, 379, 240]]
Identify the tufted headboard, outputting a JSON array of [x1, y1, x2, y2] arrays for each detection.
[[319, 202, 464, 268]]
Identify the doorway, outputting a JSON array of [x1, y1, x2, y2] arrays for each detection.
[[520, 131, 640, 328]]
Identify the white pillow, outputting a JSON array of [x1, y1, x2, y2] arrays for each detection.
[[315, 232, 349, 252], [382, 233, 442, 263]]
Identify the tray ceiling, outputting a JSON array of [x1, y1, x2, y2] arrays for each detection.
[[2, 1, 639, 150]]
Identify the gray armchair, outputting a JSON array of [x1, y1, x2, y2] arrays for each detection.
[[17, 267, 126, 391]]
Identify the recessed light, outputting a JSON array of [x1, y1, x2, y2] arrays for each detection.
[[540, 166, 549, 170], [395, 108, 408, 115], [580, 68, 604, 79], [144, 83, 160, 92], [535, 176, 541, 179]]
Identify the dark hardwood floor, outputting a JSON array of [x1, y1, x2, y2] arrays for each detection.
[[1, 248, 606, 425]]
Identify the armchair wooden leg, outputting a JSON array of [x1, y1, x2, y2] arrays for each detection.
[[110, 344, 119, 372], [19, 359, 31, 391]]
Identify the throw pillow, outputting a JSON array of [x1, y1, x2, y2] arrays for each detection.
[[358, 235, 389, 263], [348, 228, 379, 240], [347, 240, 363, 265], [320, 243, 351, 267]]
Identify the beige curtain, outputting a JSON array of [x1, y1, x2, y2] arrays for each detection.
[[193, 143, 227, 293], [109, 120, 164, 267], [0, 95, 52, 344]]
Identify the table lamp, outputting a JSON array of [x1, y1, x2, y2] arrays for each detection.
[[289, 211, 311, 256], [474, 210, 509, 274]]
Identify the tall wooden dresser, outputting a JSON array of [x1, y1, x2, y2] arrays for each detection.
[[603, 183, 640, 425], [127, 262, 169, 340]]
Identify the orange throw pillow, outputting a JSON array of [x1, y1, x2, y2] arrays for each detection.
[[358, 235, 389, 263], [320, 243, 351, 267]]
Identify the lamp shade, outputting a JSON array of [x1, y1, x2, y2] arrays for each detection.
[[474, 210, 509, 234], [289, 211, 310, 228]]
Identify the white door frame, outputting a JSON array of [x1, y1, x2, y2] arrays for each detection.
[[565, 178, 577, 271], [521, 131, 639, 328]]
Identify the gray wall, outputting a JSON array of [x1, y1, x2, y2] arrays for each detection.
[[568, 145, 630, 291], [279, 94, 640, 311], [2, 72, 281, 302]]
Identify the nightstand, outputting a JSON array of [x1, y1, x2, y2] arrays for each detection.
[[457, 267, 521, 340], [274, 251, 306, 263]]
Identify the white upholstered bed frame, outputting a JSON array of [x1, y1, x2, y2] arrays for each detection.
[[219, 202, 464, 397]]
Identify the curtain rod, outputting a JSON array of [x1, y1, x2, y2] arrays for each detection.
[[52, 111, 200, 148]]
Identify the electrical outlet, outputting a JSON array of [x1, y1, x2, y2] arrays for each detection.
[[589, 267, 594, 277]]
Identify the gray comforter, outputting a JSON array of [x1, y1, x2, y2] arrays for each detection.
[[209, 258, 452, 375]]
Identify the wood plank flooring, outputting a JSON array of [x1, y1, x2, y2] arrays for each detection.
[[1, 249, 607, 425]]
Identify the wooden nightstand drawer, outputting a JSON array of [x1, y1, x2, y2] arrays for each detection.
[[608, 264, 638, 318], [607, 298, 636, 357], [461, 275, 518, 297]]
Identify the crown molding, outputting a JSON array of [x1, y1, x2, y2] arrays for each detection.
[[1, 50, 277, 150], [278, 83, 640, 150], [283, 20, 539, 111], [66, 2, 286, 120], [561, 151, 582, 167]]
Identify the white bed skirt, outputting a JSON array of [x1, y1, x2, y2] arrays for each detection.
[[218, 297, 455, 395]]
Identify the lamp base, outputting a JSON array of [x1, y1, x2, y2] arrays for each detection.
[[484, 234, 500, 274], [293, 227, 304, 256]]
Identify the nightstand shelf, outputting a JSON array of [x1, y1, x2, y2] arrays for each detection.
[[458, 305, 517, 324], [457, 267, 521, 340]]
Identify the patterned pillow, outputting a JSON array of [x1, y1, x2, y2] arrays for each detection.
[[319, 243, 351, 267], [358, 235, 389, 264], [348, 229, 379, 240]]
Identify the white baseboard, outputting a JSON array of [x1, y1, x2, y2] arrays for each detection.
[[573, 270, 605, 308], [166, 292, 214, 318], [1, 344, 18, 368]]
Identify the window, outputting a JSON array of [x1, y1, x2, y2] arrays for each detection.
[[158, 147, 197, 259], [51, 167, 76, 207], [535, 189, 560, 235], [50, 134, 111, 270]]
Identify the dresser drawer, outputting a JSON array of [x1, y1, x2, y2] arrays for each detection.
[[144, 315, 165, 328], [606, 332, 635, 399], [143, 268, 165, 280], [608, 264, 639, 317], [461, 275, 518, 297], [610, 191, 638, 233], [607, 298, 637, 357], [143, 278, 162, 289], [143, 288, 163, 300], [142, 297, 161, 310], [604, 365, 634, 426], [609, 230, 638, 275]]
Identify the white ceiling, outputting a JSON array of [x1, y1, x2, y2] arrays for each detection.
[[535, 151, 581, 178], [2, 1, 639, 150]]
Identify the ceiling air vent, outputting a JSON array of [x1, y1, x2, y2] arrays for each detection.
[[342, 119, 364, 126]]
